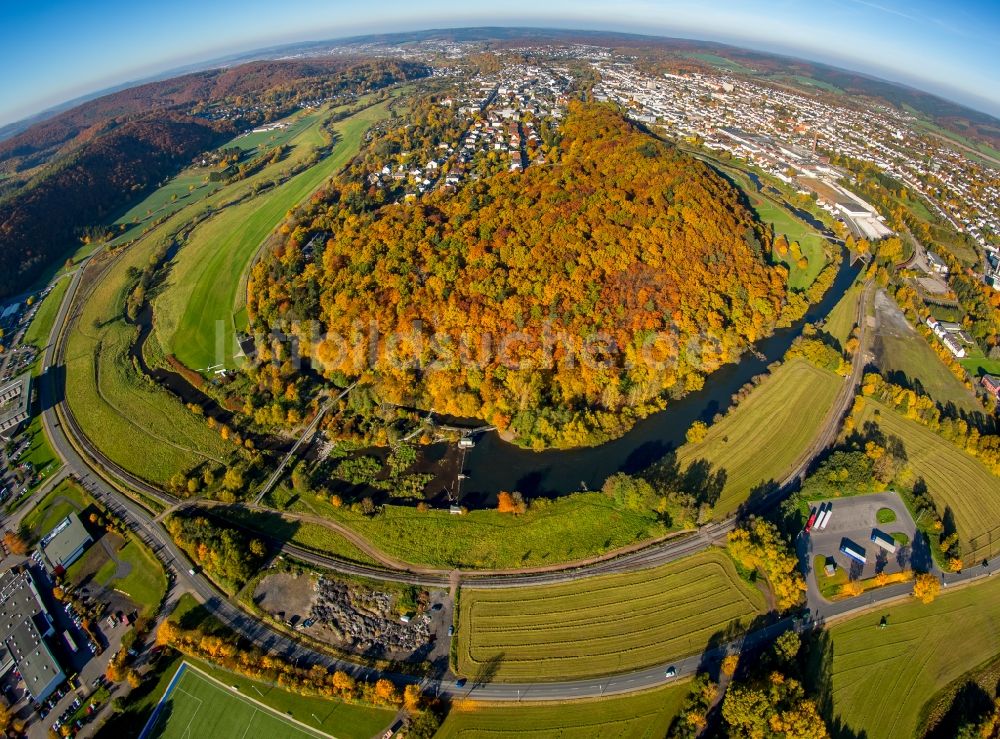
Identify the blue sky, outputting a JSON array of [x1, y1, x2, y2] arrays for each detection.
[[1, 0, 998, 126]]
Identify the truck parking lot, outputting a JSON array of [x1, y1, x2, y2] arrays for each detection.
[[799, 491, 938, 598]]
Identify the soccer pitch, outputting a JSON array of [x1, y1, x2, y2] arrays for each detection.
[[141, 663, 330, 739]]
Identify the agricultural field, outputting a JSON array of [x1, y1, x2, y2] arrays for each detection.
[[142, 661, 393, 739], [456, 549, 766, 681], [22, 276, 69, 373], [856, 401, 1000, 560], [824, 574, 1000, 739], [436, 683, 690, 738], [154, 99, 394, 373], [270, 490, 667, 570], [64, 311, 233, 486], [677, 358, 842, 517], [112, 169, 217, 239]]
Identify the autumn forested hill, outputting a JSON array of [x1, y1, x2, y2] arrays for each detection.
[[248, 103, 788, 448], [0, 59, 427, 297]]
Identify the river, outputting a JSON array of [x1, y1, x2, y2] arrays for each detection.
[[457, 248, 861, 501]]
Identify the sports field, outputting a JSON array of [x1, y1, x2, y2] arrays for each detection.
[[143, 663, 332, 739], [825, 573, 1000, 739], [155, 99, 394, 372], [436, 683, 690, 738], [676, 358, 842, 516], [856, 402, 1000, 560], [456, 549, 765, 681]]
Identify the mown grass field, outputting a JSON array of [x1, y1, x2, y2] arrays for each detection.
[[276, 490, 667, 570], [456, 549, 765, 681], [436, 683, 690, 738], [112, 169, 216, 238], [823, 282, 861, 348], [751, 194, 828, 289], [22, 276, 69, 373], [145, 662, 390, 739], [856, 401, 1000, 559], [825, 574, 1000, 739], [155, 99, 394, 372], [961, 355, 1000, 377], [677, 358, 842, 517], [876, 326, 979, 413]]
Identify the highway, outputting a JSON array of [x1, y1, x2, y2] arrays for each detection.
[[31, 257, 944, 702]]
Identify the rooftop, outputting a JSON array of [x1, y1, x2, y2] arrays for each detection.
[[0, 568, 64, 701], [40, 513, 93, 572]]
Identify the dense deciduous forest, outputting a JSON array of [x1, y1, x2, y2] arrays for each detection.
[[248, 103, 788, 448]]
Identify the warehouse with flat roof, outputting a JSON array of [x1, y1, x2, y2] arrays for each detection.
[[39, 513, 93, 574], [0, 568, 64, 702]]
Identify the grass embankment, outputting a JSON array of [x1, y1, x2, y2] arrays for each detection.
[[436, 683, 690, 738], [824, 574, 1000, 739], [456, 549, 765, 681], [264, 490, 667, 570], [154, 100, 394, 372], [211, 505, 381, 566], [677, 359, 842, 517], [22, 276, 69, 374], [856, 401, 1000, 560]]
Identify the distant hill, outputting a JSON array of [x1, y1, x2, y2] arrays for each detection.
[[0, 58, 428, 298]]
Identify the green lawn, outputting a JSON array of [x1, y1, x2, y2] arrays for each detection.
[[437, 683, 691, 738], [155, 100, 394, 373], [22, 276, 69, 374], [825, 574, 1000, 739], [21, 478, 90, 540], [677, 359, 842, 516], [960, 356, 1000, 378], [113, 538, 169, 613], [20, 414, 61, 485], [751, 194, 827, 289], [272, 490, 667, 570], [210, 506, 381, 566], [112, 169, 216, 241], [856, 402, 1000, 560], [823, 282, 862, 347], [456, 549, 765, 681], [145, 661, 393, 739]]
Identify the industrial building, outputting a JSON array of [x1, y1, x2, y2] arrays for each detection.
[[39, 513, 93, 574], [0, 568, 65, 702], [0, 372, 32, 439]]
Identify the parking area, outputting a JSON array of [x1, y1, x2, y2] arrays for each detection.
[[799, 491, 937, 594]]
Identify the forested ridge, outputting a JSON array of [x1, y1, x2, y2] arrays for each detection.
[[248, 103, 788, 448]]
